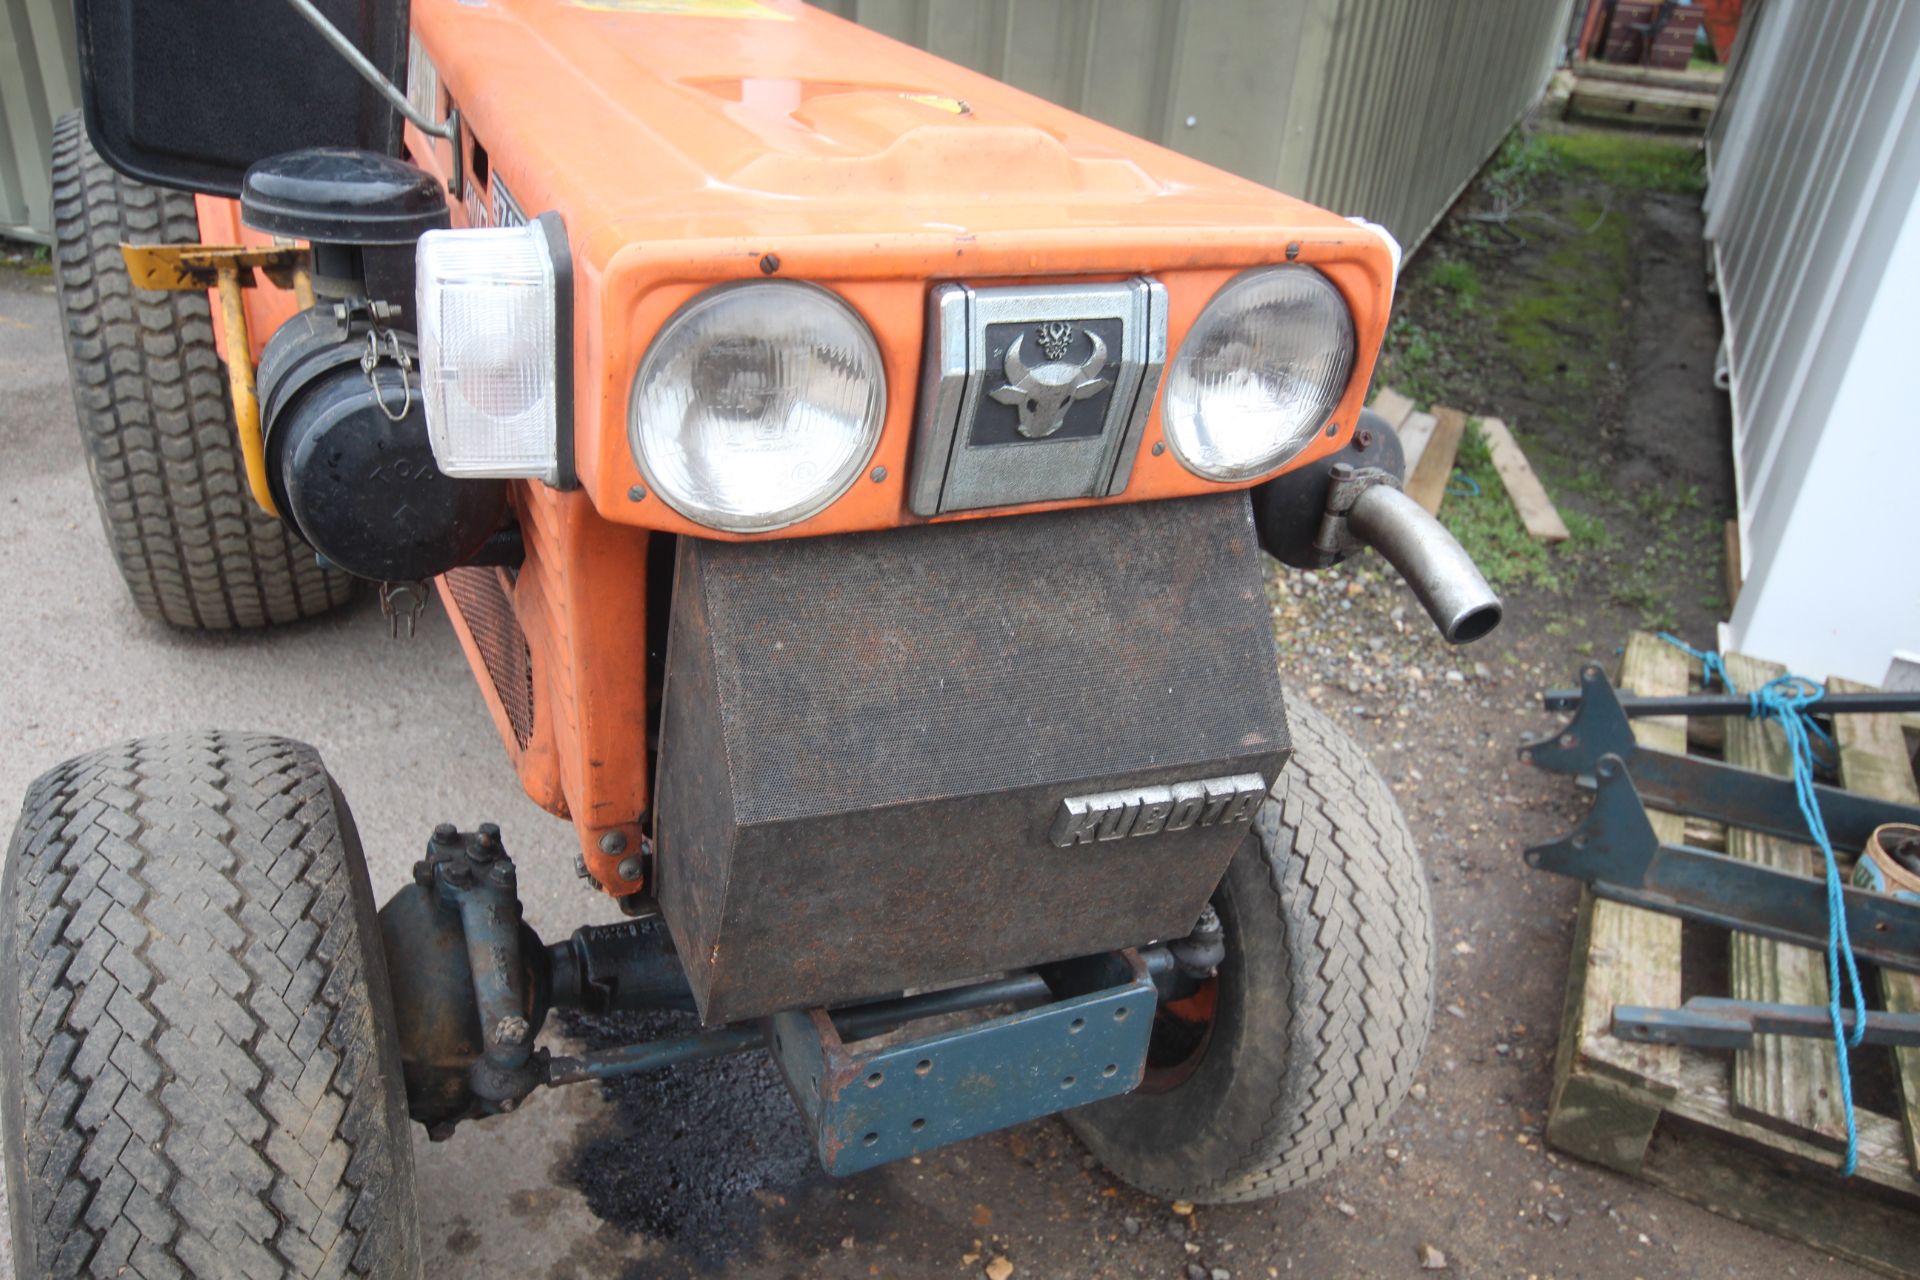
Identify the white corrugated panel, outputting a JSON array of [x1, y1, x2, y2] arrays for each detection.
[[1706, 0, 1920, 685]]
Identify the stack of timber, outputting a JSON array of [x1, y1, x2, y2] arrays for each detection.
[[1367, 388, 1566, 539], [1567, 61, 1721, 129], [1546, 633, 1920, 1276]]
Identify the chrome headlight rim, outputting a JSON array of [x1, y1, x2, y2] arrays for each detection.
[[628, 279, 887, 534], [1162, 264, 1357, 483]]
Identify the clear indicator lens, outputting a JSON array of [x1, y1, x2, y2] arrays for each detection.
[[1163, 266, 1356, 481], [629, 283, 885, 532], [417, 225, 558, 481]]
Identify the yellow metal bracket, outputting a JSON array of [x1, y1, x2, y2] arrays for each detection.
[[120, 243, 316, 518]]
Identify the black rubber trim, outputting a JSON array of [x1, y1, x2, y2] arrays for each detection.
[[537, 210, 579, 490], [74, 0, 410, 198]]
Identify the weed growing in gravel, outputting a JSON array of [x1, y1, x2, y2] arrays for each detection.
[[1481, 131, 1558, 208], [1428, 258, 1482, 311], [1, 243, 52, 277], [1599, 488, 1705, 630], [1380, 314, 1461, 407]]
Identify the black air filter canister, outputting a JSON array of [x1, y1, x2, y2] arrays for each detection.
[[655, 493, 1290, 1024]]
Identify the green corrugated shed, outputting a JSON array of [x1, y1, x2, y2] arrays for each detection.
[[0, 0, 78, 243], [1, 0, 1570, 247], [814, 0, 1573, 249]]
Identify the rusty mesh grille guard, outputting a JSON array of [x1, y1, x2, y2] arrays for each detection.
[[443, 566, 535, 749]]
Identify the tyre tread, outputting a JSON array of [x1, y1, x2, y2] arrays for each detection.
[[50, 113, 351, 630], [2, 733, 419, 1279], [1225, 697, 1433, 1197], [1067, 694, 1434, 1203]]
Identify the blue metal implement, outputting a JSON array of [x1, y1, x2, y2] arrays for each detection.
[[1522, 666, 1920, 850], [1524, 663, 1920, 1177], [1539, 688, 1920, 717], [1614, 998, 1920, 1050], [1522, 755, 1920, 974], [771, 950, 1156, 1176]]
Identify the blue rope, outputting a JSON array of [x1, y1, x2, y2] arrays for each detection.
[[1655, 631, 1733, 694], [1656, 633, 1866, 1174], [1655, 634, 1835, 760], [1448, 472, 1482, 498]]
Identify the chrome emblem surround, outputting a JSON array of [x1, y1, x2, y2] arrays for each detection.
[[1050, 773, 1269, 848], [909, 278, 1167, 516]]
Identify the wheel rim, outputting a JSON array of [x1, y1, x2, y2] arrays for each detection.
[[1140, 972, 1219, 1092]]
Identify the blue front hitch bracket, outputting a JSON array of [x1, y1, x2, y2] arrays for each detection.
[[770, 949, 1156, 1176]]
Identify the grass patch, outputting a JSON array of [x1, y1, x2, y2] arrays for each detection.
[[1480, 130, 1560, 208], [1437, 422, 1562, 592], [1493, 195, 1631, 401], [1377, 315, 1461, 409], [1427, 257, 1481, 310], [1375, 120, 1723, 630], [2, 243, 52, 277], [1532, 131, 1705, 196]]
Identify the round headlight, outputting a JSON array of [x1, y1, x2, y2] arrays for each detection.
[[1162, 266, 1356, 482], [629, 282, 885, 532]]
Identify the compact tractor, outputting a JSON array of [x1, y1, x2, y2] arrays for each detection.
[[3, 1, 1499, 1274]]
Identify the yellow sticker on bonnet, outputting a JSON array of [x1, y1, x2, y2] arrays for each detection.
[[571, 0, 791, 16]]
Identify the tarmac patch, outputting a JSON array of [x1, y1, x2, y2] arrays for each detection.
[[556, 1005, 819, 1270]]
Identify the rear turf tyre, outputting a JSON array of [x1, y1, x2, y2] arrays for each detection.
[[2, 733, 421, 1278], [1067, 696, 1434, 1202], [50, 112, 353, 629]]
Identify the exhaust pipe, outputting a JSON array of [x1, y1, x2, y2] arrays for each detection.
[[1345, 484, 1503, 644]]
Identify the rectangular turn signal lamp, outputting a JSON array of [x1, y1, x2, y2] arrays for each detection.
[[417, 217, 571, 484]]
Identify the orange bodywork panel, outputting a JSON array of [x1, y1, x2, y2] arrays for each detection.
[[198, 0, 1397, 892], [401, 0, 1394, 543]]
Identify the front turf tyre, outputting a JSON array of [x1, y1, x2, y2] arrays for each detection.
[[1067, 697, 1434, 1202], [50, 112, 353, 629], [2, 734, 421, 1279]]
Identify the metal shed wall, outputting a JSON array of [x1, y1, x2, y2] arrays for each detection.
[[815, 0, 1571, 250], [1703, 0, 1920, 684], [1, 0, 1565, 246], [0, 0, 77, 243]]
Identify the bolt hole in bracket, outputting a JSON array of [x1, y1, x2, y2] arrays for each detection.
[[769, 950, 1156, 1176]]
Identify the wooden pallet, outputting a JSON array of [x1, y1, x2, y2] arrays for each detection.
[[1574, 59, 1726, 95], [1546, 633, 1920, 1277], [1566, 71, 1717, 129], [1366, 388, 1566, 536]]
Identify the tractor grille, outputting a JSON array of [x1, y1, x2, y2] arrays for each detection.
[[443, 567, 535, 749]]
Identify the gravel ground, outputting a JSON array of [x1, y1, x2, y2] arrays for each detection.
[[0, 125, 1886, 1280]]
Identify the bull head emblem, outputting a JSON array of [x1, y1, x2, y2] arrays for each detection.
[[990, 325, 1110, 439]]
